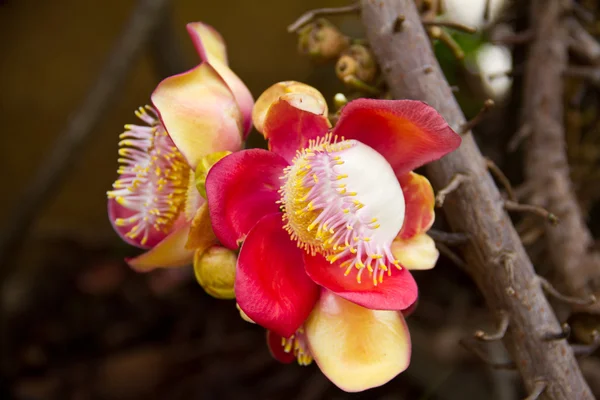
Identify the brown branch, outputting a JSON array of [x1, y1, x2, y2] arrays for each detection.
[[522, 0, 600, 316], [360, 0, 594, 398], [287, 3, 360, 33]]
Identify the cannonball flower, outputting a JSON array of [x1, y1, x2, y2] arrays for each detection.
[[107, 22, 253, 271], [206, 82, 461, 391]]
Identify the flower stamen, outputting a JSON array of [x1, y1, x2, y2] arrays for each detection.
[[281, 327, 313, 366], [280, 135, 405, 286], [107, 106, 191, 246]]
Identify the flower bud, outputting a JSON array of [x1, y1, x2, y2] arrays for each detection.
[[335, 44, 378, 84], [195, 151, 231, 199], [252, 81, 328, 134], [297, 19, 350, 63], [194, 246, 237, 299]]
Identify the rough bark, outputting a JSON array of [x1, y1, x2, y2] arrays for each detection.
[[523, 0, 600, 313], [360, 0, 593, 398]]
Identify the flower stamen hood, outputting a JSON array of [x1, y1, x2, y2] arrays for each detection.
[[280, 134, 405, 286]]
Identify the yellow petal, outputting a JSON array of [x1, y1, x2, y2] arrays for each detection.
[[151, 63, 243, 170], [127, 222, 194, 271], [194, 246, 237, 299], [194, 151, 232, 199], [391, 233, 439, 270], [305, 291, 411, 392], [252, 81, 328, 134], [185, 202, 218, 252], [186, 22, 228, 65], [236, 303, 256, 324]]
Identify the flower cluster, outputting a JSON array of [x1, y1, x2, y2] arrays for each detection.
[[108, 22, 461, 392]]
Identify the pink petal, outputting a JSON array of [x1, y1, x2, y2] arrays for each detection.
[[333, 99, 461, 175], [108, 198, 165, 249], [151, 63, 243, 170], [266, 330, 296, 364], [206, 149, 288, 249], [305, 290, 411, 392], [186, 23, 254, 136], [127, 221, 195, 271], [262, 93, 331, 163], [397, 172, 435, 239], [236, 214, 319, 337], [304, 253, 418, 311]]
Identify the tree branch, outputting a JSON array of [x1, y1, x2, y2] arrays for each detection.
[[522, 0, 600, 315], [360, 0, 593, 398]]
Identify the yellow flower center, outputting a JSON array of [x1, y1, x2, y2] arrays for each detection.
[[280, 135, 406, 286]]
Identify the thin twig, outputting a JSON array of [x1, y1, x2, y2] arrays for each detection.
[[435, 174, 468, 207], [541, 323, 571, 341], [523, 380, 547, 400], [491, 29, 535, 46], [287, 3, 361, 33], [483, 0, 491, 22], [460, 99, 495, 133], [566, 18, 600, 64], [474, 311, 510, 341], [428, 229, 470, 245], [572, 331, 600, 357], [504, 200, 559, 225], [459, 339, 516, 370], [421, 19, 477, 34], [538, 275, 597, 306], [485, 157, 516, 201], [507, 124, 532, 152], [436, 242, 469, 271]]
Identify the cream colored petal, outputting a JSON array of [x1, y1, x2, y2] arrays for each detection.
[[151, 63, 243, 170], [305, 291, 411, 392], [252, 81, 328, 134], [186, 22, 228, 65], [391, 233, 439, 270], [127, 222, 194, 271]]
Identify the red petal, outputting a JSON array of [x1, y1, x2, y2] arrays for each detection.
[[333, 99, 461, 175], [263, 94, 331, 163], [397, 172, 435, 239], [236, 214, 319, 337], [206, 149, 288, 249], [304, 253, 418, 311], [266, 330, 296, 364]]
